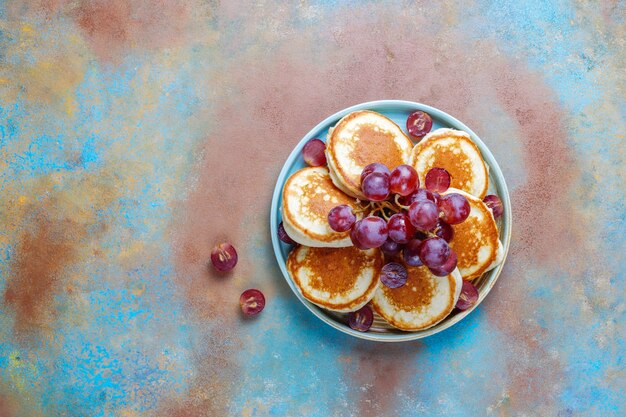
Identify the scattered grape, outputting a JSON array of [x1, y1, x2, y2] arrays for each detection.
[[328, 205, 356, 232], [211, 243, 238, 272], [406, 110, 433, 138], [348, 305, 373, 332], [381, 262, 408, 288], [240, 289, 265, 316], [278, 222, 296, 245], [483, 194, 504, 218], [425, 168, 451, 193], [302, 139, 327, 166], [456, 281, 479, 310]]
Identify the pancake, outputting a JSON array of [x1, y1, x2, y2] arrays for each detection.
[[444, 188, 503, 280], [287, 245, 383, 312], [325, 110, 414, 198], [372, 263, 462, 331], [409, 128, 489, 199], [282, 166, 357, 247]]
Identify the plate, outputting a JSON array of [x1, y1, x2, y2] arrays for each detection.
[[270, 100, 511, 342]]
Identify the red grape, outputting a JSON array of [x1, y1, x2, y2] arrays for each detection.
[[483, 194, 504, 218], [406, 110, 433, 138], [240, 289, 265, 316], [360, 163, 391, 183], [425, 168, 451, 193], [403, 238, 423, 266], [381, 238, 402, 256], [389, 165, 419, 196], [354, 216, 388, 248], [408, 199, 439, 231], [380, 262, 408, 288], [362, 172, 390, 201], [211, 243, 238, 272], [434, 220, 454, 242], [429, 250, 458, 277], [278, 222, 296, 245], [348, 305, 374, 332], [456, 281, 479, 310], [302, 139, 327, 166], [387, 213, 417, 244], [350, 220, 368, 250], [438, 193, 470, 224], [327, 205, 356, 232], [419, 237, 451, 268], [407, 188, 437, 205]]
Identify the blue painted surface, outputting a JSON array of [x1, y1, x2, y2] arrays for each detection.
[[0, 1, 623, 416]]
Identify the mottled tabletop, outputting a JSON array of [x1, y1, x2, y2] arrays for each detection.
[[0, 1, 624, 416]]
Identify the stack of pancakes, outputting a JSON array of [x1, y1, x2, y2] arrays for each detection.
[[281, 110, 503, 331]]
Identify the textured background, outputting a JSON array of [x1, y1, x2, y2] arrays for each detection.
[[0, 1, 624, 416]]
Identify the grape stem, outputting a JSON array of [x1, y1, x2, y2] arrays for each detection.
[[353, 200, 373, 215], [394, 194, 411, 210]]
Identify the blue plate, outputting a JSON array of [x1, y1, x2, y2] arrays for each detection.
[[270, 100, 511, 342]]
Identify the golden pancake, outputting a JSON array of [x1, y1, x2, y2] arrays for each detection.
[[282, 167, 357, 247], [286, 245, 383, 312], [325, 110, 414, 198], [372, 262, 462, 331], [410, 128, 489, 199], [444, 188, 503, 280]]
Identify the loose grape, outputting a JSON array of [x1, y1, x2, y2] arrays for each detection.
[[348, 305, 374, 332], [302, 139, 327, 166], [278, 222, 296, 245], [381, 262, 408, 288], [406, 110, 433, 138], [211, 243, 238, 272], [240, 289, 265, 316], [425, 168, 451, 193], [483, 194, 504, 218], [456, 281, 478, 310]]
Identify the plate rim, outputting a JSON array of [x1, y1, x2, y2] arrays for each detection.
[[270, 99, 512, 342]]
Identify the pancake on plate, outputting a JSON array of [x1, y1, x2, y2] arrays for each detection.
[[410, 128, 488, 199], [282, 166, 357, 247], [372, 262, 462, 331], [325, 110, 413, 198], [287, 245, 383, 312], [444, 188, 504, 280]]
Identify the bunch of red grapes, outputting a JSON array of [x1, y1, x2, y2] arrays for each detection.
[[328, 163, 473, 288]]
